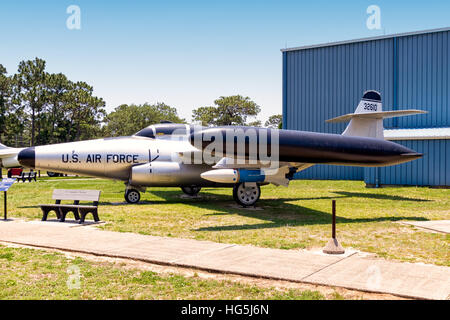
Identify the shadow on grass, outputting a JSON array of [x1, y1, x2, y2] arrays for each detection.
[[333, 191, 431, 202], [148, 189, 428, 231], [18, 205, 42, 209], [17, 187, 430, 231]]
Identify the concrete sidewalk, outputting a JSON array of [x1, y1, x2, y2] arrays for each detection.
[[400, 220, 450, 234], [0, 219, 449, 300]]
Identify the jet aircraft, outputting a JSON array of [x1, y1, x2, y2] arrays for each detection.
[[0, 91, 425, 206]]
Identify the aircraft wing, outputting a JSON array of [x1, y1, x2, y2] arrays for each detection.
[[0, 147, 24, 168], [0, 148, 22, 158], [261, 164, 313, 186]]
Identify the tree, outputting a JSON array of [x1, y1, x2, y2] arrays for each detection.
[[62, 81, 106, 142], [265, 114, 282, 129], [2, 57, 187, 145], [191, 106, 217, 126], [43, 73, 71, 144], [103, 102, 185, 137], [0, 65, 25, 146], [13, 58, 47, 146], [248, 120, 262, 127], [0, 64, 8, 126], [0, 64, 11, 142], [1, 57, 109, 146], [192, 95, 261, 126]]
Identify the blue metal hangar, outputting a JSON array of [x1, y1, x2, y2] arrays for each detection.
[[282, 27, 450, 187]]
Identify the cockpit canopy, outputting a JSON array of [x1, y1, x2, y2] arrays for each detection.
[[134, 123, 191, 139]]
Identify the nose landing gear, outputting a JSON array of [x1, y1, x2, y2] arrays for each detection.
[[181, 186, 202, 196]]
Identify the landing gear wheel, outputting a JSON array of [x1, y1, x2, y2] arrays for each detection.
[[125, 189, 141, 204], [181, 186, 202, 196], [233, 183, 260, 207], [47, 171, 58, 177]]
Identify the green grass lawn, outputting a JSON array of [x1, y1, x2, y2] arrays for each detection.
[[0, 245, 324, 300], [6, 178, 450, 266]]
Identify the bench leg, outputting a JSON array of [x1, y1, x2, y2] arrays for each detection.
[[92, 209, 100, 222], [78, 208, 99, 224], [41, 208, 61, 221], [59, 208, 80, 222], [59, 208, 66, 222], [41, 208, 49, 221]]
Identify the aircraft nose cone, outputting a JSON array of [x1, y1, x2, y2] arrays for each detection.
[[18, 147, 35, 168], [400, 152, 423, 161]]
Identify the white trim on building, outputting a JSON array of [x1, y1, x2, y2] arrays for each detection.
[[384, 128, 450, 140], [281, 27, 450, 52]]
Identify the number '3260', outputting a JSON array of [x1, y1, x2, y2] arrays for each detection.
[[363, 103, 378, 111]]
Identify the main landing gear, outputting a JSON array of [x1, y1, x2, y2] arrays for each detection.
[[233, 182, 261, 207], [123, 184, 261, 206], [125, 189, 141, 204]]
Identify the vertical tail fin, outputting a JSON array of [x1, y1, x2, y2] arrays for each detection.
[[342, 91, 384, 139], [326, 90, 426, 139]]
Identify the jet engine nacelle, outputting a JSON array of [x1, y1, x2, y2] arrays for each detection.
[[130, 161, 182, 186]]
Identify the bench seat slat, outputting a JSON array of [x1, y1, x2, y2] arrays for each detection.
[[52, 189, 101, 201], [40, 204, 98, 209]]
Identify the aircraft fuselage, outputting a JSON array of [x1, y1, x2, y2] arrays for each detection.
[[16, 128, 420, 188]]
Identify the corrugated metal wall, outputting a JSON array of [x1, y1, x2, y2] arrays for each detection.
[[364, 140, 450, 186], [284, 29, 449, 185], [394, 31, 450, 128]]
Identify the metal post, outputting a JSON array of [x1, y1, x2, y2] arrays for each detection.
[[332, 199, 336, 239], [3, 191, 6, 220], [322, 199, 345, 254]]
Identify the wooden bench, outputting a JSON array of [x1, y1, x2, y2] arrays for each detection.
[[40, 189, 101, 224]]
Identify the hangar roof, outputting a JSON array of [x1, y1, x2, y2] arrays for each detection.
[[281, 27, 450, 52], [384, 128, 450, 140]]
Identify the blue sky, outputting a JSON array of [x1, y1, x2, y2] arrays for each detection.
[[0, 0, 449, 123]]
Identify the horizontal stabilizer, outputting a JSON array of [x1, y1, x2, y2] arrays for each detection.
[[326, 90, 427, 139], [326, 110, 427, 123]]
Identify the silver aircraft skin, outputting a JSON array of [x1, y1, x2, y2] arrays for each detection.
[[0, 91, 426, 206], [19, 133, 212, 186]]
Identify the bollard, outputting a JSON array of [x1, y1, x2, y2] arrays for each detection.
[[3, 191, 6, 220], [332, 199, 336, 238], [322, 200, 345, 254]]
